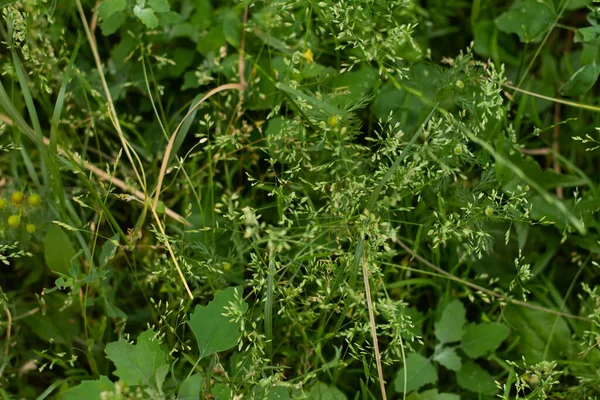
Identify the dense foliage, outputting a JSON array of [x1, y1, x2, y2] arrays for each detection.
[[2, 0, 600, 398]]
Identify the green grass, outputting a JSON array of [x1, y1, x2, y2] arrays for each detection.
[[2, 0, 600, 399]]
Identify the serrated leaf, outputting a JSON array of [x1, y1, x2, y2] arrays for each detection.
[[559, 63, 600, 96], [178, 373, 203, 400], [406, 389, 460, 400], [148, 0, 169, 12], [134, 5, 159, 28], [495, 0, 554, 43], [456, 361, 497, 395], [61, 376, 115, 400], [503, 304, 570, 363], [394, 353, 438, 393], [188, 286, 248, 359], [105, 329, 168, 388], [434, 347, 462, 371], [97, 0, 126, 20], [461, 323, 510, 358], [434, 299, 466, 344], [99, 233, 119, 267], [44, 224, 76, 274], [307, 382, 347, 400]]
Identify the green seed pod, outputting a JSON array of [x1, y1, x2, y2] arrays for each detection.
[[11, 191, 25, 206], [8, 215, 21, 229], [28, 193, 42, 207]]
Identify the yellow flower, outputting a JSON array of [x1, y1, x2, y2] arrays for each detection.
[[328, 116, 339, 127], [302, 48, 314, 64], [26, 224, 36, 233], [223, 262, 232, 272], [0, 198, 6, 209]]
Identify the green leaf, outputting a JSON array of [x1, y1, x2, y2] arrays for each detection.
[[60, 376, 115, 400], [461, 323, 510, 358], [434, 299, 466, 344], [188, 286, 248, 359], [559, 63, 600, 96], [575, 25, 600, 46], [99, 233, 119, 267], [267, 386, 292, 400], [105, 329, 168, 388], [406, 389, 460, 400], [223, 9, 242, 47], [100, 12, 126, 35], [148, 0, 170, 12], [394, 353, 438, 393], [503, 304, 570, 363], [134, 5, 159, 28], [211, 383, 232, 400], [307, 382, 347, 400], [495, 0, 554, 43], [44, 225, 76, 274], [178, 373, 203, 400], [433, 347, 462, 371], [456, 361, 497, 395], [97, 0, 126, 20]]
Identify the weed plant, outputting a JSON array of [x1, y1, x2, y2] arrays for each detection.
[[1, 0, 600, 399]]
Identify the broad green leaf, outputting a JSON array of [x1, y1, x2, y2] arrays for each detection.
[[307, 382, 347, 400], [148, 0, 170, 12], [456, 361, 497, 395], [105, 328, 168, 388], [97, 0, 126, 20], [394, 353, 438, 393], [559, 63, 600, 96], [188, 286, 248, 359], [134, 5, 159, 28], [434, 299, 466, 344], [196, 24, 226, 55], [99, 233, 120, 267], [100, 12, 126, 35], [44, 225, 76, 274], [211, 383, 232, 400], [495, 0, 554, 43], [433, 347, 462, 371], [503, 304, 570, 363], [178, 373, 203, 400], [60, 376, 115, 400], [223, 9, 242, 47], [406, 389, 460, 400], [575, 26, 600, 46], [461, 323, 510, 358], [267, 386, 292, 400]]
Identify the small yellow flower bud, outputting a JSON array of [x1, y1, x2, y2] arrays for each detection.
[[485, 206, 494, 217], [26, 224, 36, 233], [11, 191, 25, 206], [302, 48, 314, 64], [28, 193, 41, 207], [0, 198, 6, 209], [8, 215, 21, 229]]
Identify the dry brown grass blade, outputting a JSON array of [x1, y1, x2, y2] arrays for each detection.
[[151, 83, 245, 212], [361, 254, 387, 400], [1, 114, 189, 226], [396, 239, 590, 322]]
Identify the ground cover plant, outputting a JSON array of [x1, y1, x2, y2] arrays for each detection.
[[2, 0, 600, 398]]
